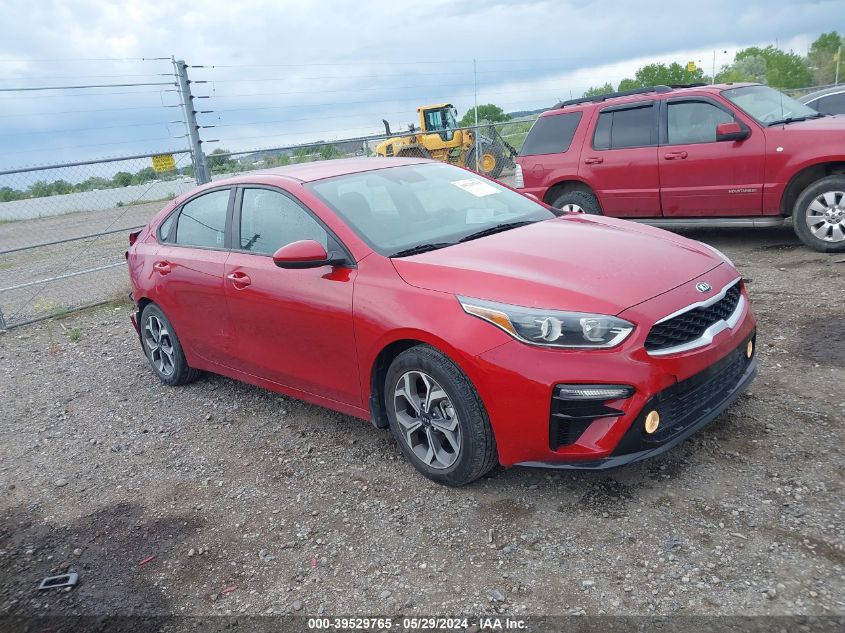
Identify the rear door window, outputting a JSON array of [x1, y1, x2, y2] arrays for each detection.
[[174, 189, 231, 249], [593, 104, 656, 150], [519, 112, 583, 156]]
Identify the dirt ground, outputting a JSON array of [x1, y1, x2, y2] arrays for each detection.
[[0, 223, 843, 624]]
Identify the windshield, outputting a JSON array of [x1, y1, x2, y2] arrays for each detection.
[[721, 85, 820, 125], [306, 163, 555, 256]]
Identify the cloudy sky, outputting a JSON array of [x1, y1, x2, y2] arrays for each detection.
[[0, 0, 840, 171]]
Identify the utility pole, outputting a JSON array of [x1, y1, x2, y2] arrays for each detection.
[[473, 58, 480, 172], [836, 44, 842, 85], [174, 59, 210, 185]]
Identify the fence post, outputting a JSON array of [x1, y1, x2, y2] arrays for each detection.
[[174, 59, 211, 185], [0, 304, 6, 331]]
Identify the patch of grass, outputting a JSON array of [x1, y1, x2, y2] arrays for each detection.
[[67, 328, 82, 342]]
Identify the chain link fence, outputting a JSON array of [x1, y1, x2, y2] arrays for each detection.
[[0, 151, 193, 328]]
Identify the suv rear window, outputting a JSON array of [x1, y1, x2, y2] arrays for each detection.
[[593, 104, 656, 150], [519, 112, 582, 156]]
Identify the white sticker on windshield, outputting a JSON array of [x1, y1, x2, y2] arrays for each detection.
[[450, 178, 501, 197]]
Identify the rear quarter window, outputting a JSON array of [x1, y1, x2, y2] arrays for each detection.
[[519, 112, 583, 156]]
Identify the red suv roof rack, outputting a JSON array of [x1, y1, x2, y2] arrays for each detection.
[[553, 83, 708, 109]]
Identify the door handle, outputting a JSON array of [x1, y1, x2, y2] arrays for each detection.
[[664, 151, 688, 160], [584, 156, 604, 165], [153, 261, 171, 275], [227, 271, 252, 288]]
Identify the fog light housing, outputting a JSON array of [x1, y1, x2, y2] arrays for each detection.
[[746, 340, 754, 359], [554, 384, 634, 401], [644, 410, 660, 434]]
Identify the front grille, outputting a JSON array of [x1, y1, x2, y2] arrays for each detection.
[[612, 333, 755, 457], [645, 283, 741, 353], [645, 341, 750, 443]]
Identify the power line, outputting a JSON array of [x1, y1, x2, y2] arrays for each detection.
[[0, 120, 184, 138], [0, 56, 171, 63], [0, 135, 186, 156], [0, 104, 182, 119], [0, 89, 179, 100], [0, 81, 175, 92]]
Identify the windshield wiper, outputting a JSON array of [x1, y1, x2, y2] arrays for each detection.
[[390, 242, 454, 257], [767, 112, 825, 126], [458, 220, 536, 243]]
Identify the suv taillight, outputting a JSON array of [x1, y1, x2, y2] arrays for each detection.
[[129, 229, 141, 246], [513, 163, 524, 188]]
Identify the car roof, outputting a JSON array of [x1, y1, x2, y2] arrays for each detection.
[[800, 85, 845, 102], [541, 82, 760, 117], [211, 156, 431, 186]]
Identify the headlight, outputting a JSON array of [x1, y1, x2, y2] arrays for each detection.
[[699, 242, 734, 266], [458, 297, 634, 348]]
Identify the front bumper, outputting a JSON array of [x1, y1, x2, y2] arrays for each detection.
[[517, 335, 757, 470], [470, 277, 757, 467]]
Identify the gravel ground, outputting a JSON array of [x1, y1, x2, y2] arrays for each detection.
[[0, 224, 843, 622]]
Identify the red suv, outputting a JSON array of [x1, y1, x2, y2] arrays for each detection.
[[127, 158, 756, 486], [515, 83, 845, 253]]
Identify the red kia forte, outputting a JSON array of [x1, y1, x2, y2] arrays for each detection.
[[127, 157, 757, 486]]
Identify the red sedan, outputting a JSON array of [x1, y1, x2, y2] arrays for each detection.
[[127, 158, 757, 486]]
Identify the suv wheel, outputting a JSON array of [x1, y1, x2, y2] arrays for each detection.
[[551, 189, 602, 215], [792, 175, 845, 253], [140, 304, 200, 386], [384, 345, 498, 486]]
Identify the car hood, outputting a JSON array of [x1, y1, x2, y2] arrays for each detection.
[[391, 215, 723, 315]]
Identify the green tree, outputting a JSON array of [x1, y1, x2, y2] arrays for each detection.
[[807, 31, 843, 85], [207, 148, 235, 171], [716, 55, 767, 83], [318, 144, 342, 160], [28, 180, 54, 197], [617, 62, 705, 92], [293, 148, 311, 163], [0, 186, 23, 202], [732, 46, 812, 88], [52, 180, 73, 195], [131, 166, 156, 185], [617, 78, 641, 91], [583, 83, 614, 97], [459, 104, 510, 127], [112, 171, 133, 187]]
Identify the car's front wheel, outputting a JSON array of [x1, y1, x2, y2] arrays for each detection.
[[792, 175, 845, 253], [140, 303, 200, 386], [384, 345, 497, 486]]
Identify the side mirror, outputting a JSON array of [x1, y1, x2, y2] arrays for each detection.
[[523, 192, 541, 203], [716, 121, 749, 142], [272, 240, 346, 269]]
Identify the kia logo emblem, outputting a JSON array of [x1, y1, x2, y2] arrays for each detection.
[[696, 282, 712, 293]]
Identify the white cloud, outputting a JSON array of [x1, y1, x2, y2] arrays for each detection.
[[0, 0, 839, 167]]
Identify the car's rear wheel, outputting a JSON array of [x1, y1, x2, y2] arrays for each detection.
[[792, 175, 845, 253], [140, 303, 200, 386], [384, 345, 497, 486], [551, 189, 602, 215]]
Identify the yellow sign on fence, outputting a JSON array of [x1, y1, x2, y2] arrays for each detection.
[[151, 154, 176, 173], [686, 61, 697, 72]]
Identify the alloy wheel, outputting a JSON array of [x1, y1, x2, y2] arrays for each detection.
[[561, 203, 585, 213], [393, 370, 461, 470], [143, 314, 175, 377], [805, 190, 845, 242]]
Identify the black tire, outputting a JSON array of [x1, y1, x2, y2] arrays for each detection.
[[792, 175, 845, 253], [466, 144, 505, 178], [139, 303, 200, 386], [551, 189, 602, 215], [384, 345, 498, 486]]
